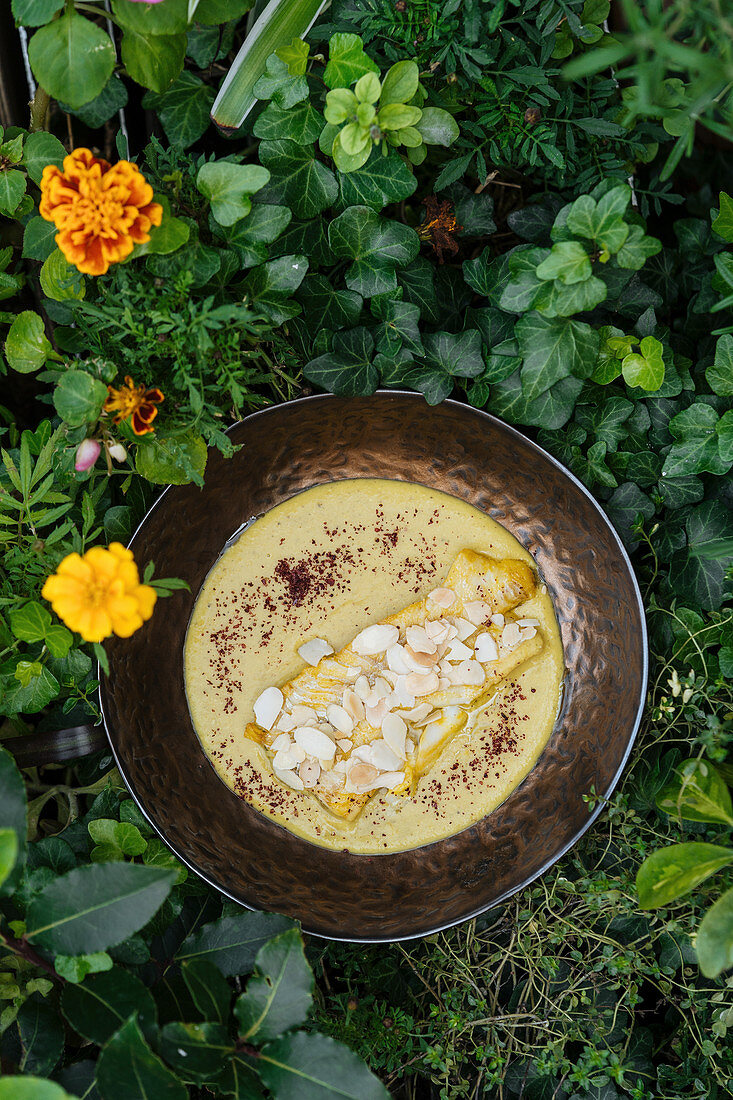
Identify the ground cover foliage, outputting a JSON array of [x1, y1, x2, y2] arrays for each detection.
[[0, 0, 732, 1097]]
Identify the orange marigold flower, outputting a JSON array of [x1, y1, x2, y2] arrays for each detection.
[[39, 148, 163, 276], [41, 543, 157, 643], [104, 375, 164, 435]]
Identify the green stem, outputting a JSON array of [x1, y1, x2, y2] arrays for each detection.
[[29, 86, 51, 134]]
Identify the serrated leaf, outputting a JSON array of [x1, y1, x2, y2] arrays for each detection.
[[26, 863, 176, 954], [328, 205, 419, 297], [14, 995, 64, 1076], [234, 928, 313, 1042]]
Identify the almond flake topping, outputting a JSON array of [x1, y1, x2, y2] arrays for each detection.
[[404, 645, 438, 670], [501, 621, 522, 650], [405, 625, 437, 654], [299, 760, 321, 788], [297, 637, 334, 665], [464, 600, 492, 626], [274, 767, 304, 792], [352, 623, 399, 656], [370, 739, 403, 771], [474, 632, 499, 663], [294, 726, 336, 761], [326, 704, 353, 735], [452, 617, 475, 641], [405, 670, 440, 696], [253, 686, 283, 731], [382, 712, 407, 759], [342, 689, 365, 722], [490, 613, 505, 627], [270, 733, 292, 753], [428, 587, 456, 608], [445, 638, 473, 662]]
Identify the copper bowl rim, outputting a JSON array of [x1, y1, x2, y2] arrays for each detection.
[[100, 391, 648, 942]]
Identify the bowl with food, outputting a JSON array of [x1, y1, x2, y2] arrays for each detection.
[[100, 392, 647, 941]]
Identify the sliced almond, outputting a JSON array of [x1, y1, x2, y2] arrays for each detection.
[[253, 686, 283, 730], [404, 644, 439, 670], [490, 613, 505, 627], [405, 670, 439, 696], [298, 759, 321, 788], [405, 737, 415, 754], [475, 632, 499, 663], [342, 689, 365, 722], [290, 704, 318, 725], [365, 698, 389, 726], [344, 762, 380, 793], [354, 675, 371, 701], [464, 600, 491, 626], [270, 733, 292, 753], [413, 708, 438, 727], [519, 625, 537, 641], [394, 702, 432, 723], [274, 767, 304, 792], [386, 643, 411, 675], [272, 748, 298, 770], [382, 713, 407, 759], [294, 726, 337, 761], [337, 738, 353, 752], [377, 770, 406, 790], [276, 712, 297, 733], [352, 623, 399, 656], [517, 618, 540, 628], [452, 659, 485, 686], [297, 637, 334, 665], [405, 625, 437, 654], [374, 676, 392, 699], [429, 587, 456, 609], [452, 617, 475, 641], [425, 618, 450, 643], [501, 621, 522, 650], [326, 704, 354, 735], [290, 743, 307, 764], [445, 638, 473, 662], [370, 738, 403, 771]]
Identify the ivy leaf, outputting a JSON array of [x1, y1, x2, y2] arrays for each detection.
[[143, 73, 215, 149], [707, 334, 733, 396], [697, 886, 733, 978], [0, 745, 27, 897], [497, 247, 548, 312], [258, 139, 338, 219], [337, 149, 417, 212], [621, 335, 665, 390], [566, 184, 631, 253], [222, 203, 292, 269], [533, 274, 607, 317], [605, 482, 655, 550], [253, 100, 324, 145], [304, 327, 378, 396], [26, 863, 177, 954], [276, 37, 310, 75], [10, 601, 52, 642], [5, 311, 52, 374], [97, 1016, 187, 1100], [296, 275, 363, 333], [371, 297, 423, 355], [535, 241, 592, 285], [716, 410, 733, 464], [4, 664, 60, 713], [521, 375, 584, 430], [399, 258, 440, 322], [53, 370, 108, 427], [637, 842, 733, 909], [197, 162, 270, 227], [670, 500, 733, 610], [242, 253, 308, 324], [516, 313, 599, 400], [324, 32, 380, 88], [62, 73, 128, 128], [424, 329, 483, 379], [663, 403, 727, 477], [61, 966, 158, 1046], [328, 206, 420, 298], [28, 11, 115, 108], [616, 224, 662, 270], [234, 928, 313, 1043], [711, 191, 733, 242], [175, 911, 294, 977], [253, 53, 309, 108]]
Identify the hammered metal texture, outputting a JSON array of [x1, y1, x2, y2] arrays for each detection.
[[101, 394, 647, 941]]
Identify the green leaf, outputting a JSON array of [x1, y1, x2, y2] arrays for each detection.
[[40, 249, 86, 302], [176, 911, 294, 976], [10, 601, 52, 643], [211, 0, 325, 130], [0, 828, 18, 891], [566, 185, 631, 253], [371, 296, 422, 355], [28, 11, 115, 109], [276, 36, 310, 74], [711, 192, 733, 242], [131, 212, 190, 258], [254, 53, 309, 109], [45, 624, 73, 657], [258, 139, 338, 220], [14, 995, 64, 1076], [197, 162, 270, 227], [716, 410, 733, 464], [622, 335, 665, 390], [324, 32, 380, 88], [142, 73, 215, 148], [4, 311, 52, 374], [253, 100, 324, 145], [516, 313, 599, 400], [26, 863, 177, 954], [414, 106, 459, 146], [12, 0, 63, 27], [637, 842, 733, 909], [159, 1021, 234, 1081], [0, 745, 26, 891], [53, 370, 108, 427], [0, 1082, 73, 1100], [223, 202, 292, 268], [328, 205, 419, 297], [242, 253, 307, 324], [97, 1015, 187, 1100], [120, 29, 187, 93], [112, 0, 189, 34], [0, 168, 25, 216], [61, 966, 157, 1046], [535, 241, 592, 285], [89, 818, 148, 859], [135, 432, 207, 487], [194, 0, 253, 22], [424, 329, 483, 379], [337, 149, 417, 211], [304, 327, 378, 396], [257, 1032, 390, 1099], [4, 664, 60, 713], [22, 217, 58, 262], [380, 59, 419, 105], [657, 759, 733, 826], [296, 275, 362, 333], [533, 274, 607, 317], [234, 928, 313, 1042], [63, 73, 128, 128], [181, 958, 232, 1025], [707, 334, 733, 396], [605, 481, 655, 549], [616, 224, 662, 270], [697, 886, 733, 978], [55, 950, 113, 983]]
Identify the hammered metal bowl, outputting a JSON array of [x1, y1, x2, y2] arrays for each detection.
[[100, 393, 647, 941]]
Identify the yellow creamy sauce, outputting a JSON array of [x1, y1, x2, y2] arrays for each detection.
[[184, 479, 563, 854]]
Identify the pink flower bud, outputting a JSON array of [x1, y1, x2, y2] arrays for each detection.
[[107, 442, 127, 463], [75, 438, 101, 472]]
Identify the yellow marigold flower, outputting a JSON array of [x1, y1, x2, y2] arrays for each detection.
[[41, 543, 157, 643], [39, 148, 163, 276], [104, 375, 164, 435]]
